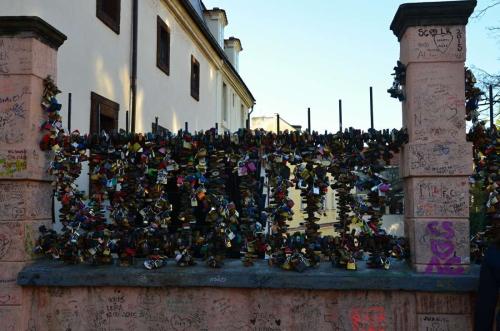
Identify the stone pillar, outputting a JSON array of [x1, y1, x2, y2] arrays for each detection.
[[0, 17, 66, 329], [391, 1, 476, 274]]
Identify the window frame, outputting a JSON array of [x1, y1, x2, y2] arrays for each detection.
[[190, 55, 200, 101], [90, 92, 119, 135], [96, 0, 121, 34], [156, 16, 171, 76]]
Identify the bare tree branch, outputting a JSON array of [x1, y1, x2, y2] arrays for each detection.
[[473, 1, 500, 19]]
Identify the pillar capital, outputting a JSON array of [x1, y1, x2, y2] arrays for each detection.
[[390, 0, 476, 41], [0, 16, 66, 50]]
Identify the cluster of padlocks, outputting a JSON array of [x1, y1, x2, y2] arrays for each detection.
[[466, 69, 500, 262], [35, 77, 413, 271]]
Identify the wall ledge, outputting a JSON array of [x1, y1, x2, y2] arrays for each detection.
[[17, 259, 480, 292]]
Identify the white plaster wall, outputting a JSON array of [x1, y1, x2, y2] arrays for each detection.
[[0, 0, 250, 135], [0, 0, 132, 134], [204, 18, 224, 48], [138, 0, 219, 133]]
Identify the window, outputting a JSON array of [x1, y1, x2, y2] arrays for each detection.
[[222, 83, 228, 122], [96, 0, 121, 34], [90, 92, 119, 134], [156, 16, 170, 75], [190, 55, 200, 101]]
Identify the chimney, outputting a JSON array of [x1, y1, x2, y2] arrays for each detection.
[[203, 7, 228, 48], [224, 37, 242, 71]]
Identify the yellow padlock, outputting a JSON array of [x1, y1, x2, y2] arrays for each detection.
[[347, 260, 357, 271]]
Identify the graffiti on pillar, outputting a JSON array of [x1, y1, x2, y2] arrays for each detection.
[[407, 142, 470, 175], [323, 301, 346, 331], [418, 314, 470, 331], [350, 306, 386, 331], [411, 69, 465, 143], [413, 26, 465, 61], [414, 178, 468, 218], [0, 79, 30, 144], [0, 233, 11, 259], [424, 221, 464, 275], [0, 182, 52, 220], [0, 150, 27, 177]]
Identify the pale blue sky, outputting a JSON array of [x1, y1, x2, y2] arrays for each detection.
[[204, 0, 499, 132]]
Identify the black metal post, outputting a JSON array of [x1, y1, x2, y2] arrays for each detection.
[[130, 0, 138, 133], [248, 105, 254, 130], [185, 122, 188, 132], [369, 86, 374, 129], [307, 107, 311, 134], [67, 93, 72, 132], [51, 191, 56, 223], [126, 111, 129, 133], [339, 99, 343, 133], [215, 122, 218, 131], [155, 117, 159, 134], [97, 104, 101, 134], [490, 84, 494, 129], [276, 114, 280, 133]]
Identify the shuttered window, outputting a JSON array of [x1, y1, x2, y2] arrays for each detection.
[[190, 55, 200, 101], [96, 0, 121, 34], [90, 92, 119, 135], [157, 16, 170, 75]]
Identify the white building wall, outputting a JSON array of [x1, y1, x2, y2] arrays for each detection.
[[138, 0, 219, 133], [204, 19, 224, 48], [0, 0, 251, 135], [0, 0, 132, 134]]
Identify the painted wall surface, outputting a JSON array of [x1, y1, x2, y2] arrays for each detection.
[[0, 0, 133, 135], [137, 0, 220, 133], [0, 0, 251, 194], [14, 286, 475, 331]]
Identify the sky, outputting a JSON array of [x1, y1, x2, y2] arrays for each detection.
[[203, 0, 500, 132]]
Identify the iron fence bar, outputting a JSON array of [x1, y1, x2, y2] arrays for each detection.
[[339, 99, 343, 133], [370, 87, 374, 129], [68, 93, 72, 132], [307, 107, 311, 134], [490, 84, 494, 128]]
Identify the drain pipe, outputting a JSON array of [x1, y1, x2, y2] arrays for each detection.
[[246, 105, 254, 129], [131, 0, 138, 133]]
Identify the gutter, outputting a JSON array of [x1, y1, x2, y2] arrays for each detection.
[[131, 0, 138, 133]]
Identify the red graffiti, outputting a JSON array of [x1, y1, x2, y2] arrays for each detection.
[[424, 221, 464, 275], [350, 306, 385, 331]]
